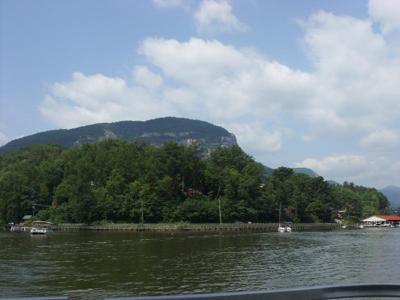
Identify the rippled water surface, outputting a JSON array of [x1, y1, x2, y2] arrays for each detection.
[[1, 229, 400, 299]]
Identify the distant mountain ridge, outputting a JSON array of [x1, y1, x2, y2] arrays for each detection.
[[292, 167, 318, 177], [0, 117, 237, 154], [380, 185, 400, 208], [262, 165, 318, 178]]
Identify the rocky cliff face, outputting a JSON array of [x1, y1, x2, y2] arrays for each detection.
[[0, 117, 238, 154]]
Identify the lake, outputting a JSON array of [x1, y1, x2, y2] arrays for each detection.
[[1, 229, 400, 299]]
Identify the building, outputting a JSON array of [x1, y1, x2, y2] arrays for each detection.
[[362, 216, 388, 227], [362, 215, 400, 227], [378, 215, 400, 226]]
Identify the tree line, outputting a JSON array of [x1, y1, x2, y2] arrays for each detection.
[[0, 140, 390, 224]]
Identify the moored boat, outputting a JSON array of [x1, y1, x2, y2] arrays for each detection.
[[30, 227, 53, 235], [31, 227, 53, 234], [277, 203, 292, 233], [30, 221, 55, 235]]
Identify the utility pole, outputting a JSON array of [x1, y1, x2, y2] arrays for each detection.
[[278, 202, 281, 225], [140, 197, 144, 224], [217, 183, 222, 225], [218, 197, 222, 225]]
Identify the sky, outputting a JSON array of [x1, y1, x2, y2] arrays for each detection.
[[0, 0, 399, 188]]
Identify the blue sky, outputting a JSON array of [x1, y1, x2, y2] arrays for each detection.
[[1, 0, 399, 188]]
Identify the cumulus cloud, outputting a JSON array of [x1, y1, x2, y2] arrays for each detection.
[[295, 155, 367, 177], [302, 11, 400, 135], [369, 0, 400, 33], [360, 129, 400, 147], [295, 154, 399, 188], [194, 0, 249, 34], [39, 9, 400, 186], [227, 123, 283, 153], [39, 72, 173, 128], [133, 66, 163, 90], [139, 37, 312, 119]]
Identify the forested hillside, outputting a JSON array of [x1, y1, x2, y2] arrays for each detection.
[[0, 141, 389, 224]]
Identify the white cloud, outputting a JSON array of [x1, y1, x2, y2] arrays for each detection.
[[40, 23, 400, 138], [39, 72, 173, 128], [296, 155, 367, 176], [152, 0, 187, 9], [194, 0, 249, 34], [360, 129, 400, 147], [39, 9, 400, 187], [227, 123, 283, 153], [369, 0, 400, 33], [296, 154, 400, 188], [302, 11, 400, 135], [133, 66, 163, 90], [138, 37, 312, 120]]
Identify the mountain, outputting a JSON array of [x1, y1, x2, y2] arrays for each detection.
[[380, 185, 400, 208], [327, 180, 340, 186], [262, 165, 318, 177], [262, 165, 274, 177], [0, 117, 237, 154], [292, 168, 318, 177]]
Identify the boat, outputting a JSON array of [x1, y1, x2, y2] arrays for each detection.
[[278, 226, 292, 233], [30, 221, 54, 235], [30, 227, 53, 235], [278, 222, 292, 233], [277, 203, 292, 233], [278, 225, 286, 233]]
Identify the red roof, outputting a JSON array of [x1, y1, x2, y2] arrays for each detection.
[[378, 215, 400, 221]]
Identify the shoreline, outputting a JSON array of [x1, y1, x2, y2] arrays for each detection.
[[50, 222, 349, 233], [2, 222, 366, 233]]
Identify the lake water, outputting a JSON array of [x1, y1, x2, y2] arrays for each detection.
[[1, 229, 400, 299]]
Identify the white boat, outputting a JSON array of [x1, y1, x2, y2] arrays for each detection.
[[277, 203, 292, 233], [30, 221, 54, 235], [278, 225, 292, 232], [30, 227, 53, 235], [278, 225, 286, 233]]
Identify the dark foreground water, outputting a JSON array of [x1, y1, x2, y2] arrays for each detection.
[[1, 229, 400, 299]]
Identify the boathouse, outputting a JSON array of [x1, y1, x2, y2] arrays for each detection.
[[378, 215, 400, 226], [362, 216, 387, 227], [362, 215, 400, 227]]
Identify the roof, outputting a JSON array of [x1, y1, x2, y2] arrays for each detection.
[[362, 216, 386, 222], [32, 220, 54, 225], [378, 215, 400, 221]]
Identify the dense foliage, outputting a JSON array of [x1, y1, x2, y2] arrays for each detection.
[[0, 141, 389, 224]]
